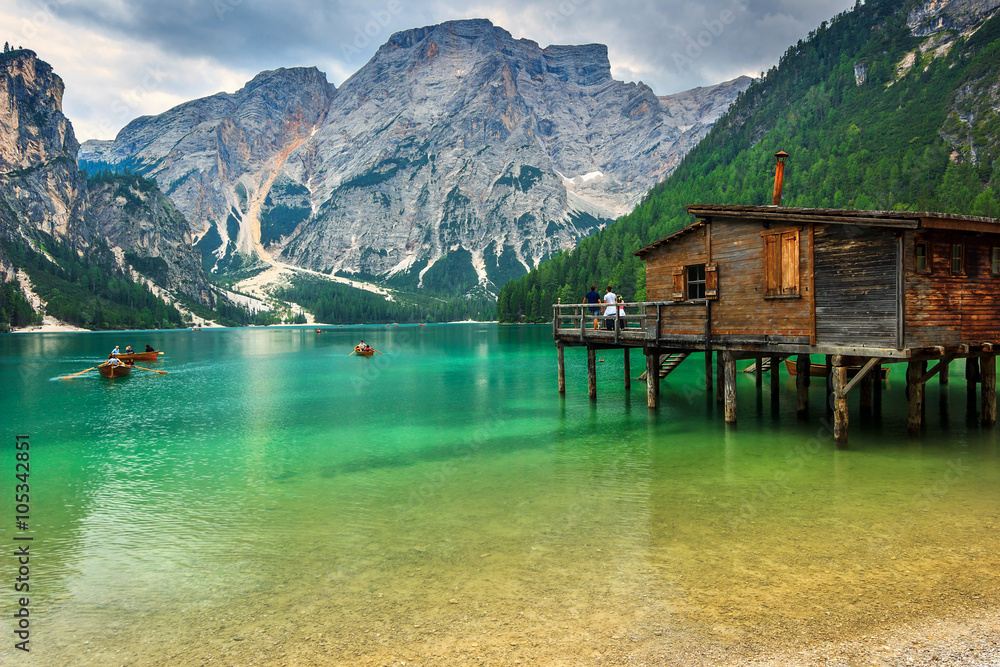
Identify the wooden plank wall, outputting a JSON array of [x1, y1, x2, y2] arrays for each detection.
[[904, 230, 1000, 347], [814, 225, 898, 347], [709, 219, 811, 338], [644, 229, 709, 335]]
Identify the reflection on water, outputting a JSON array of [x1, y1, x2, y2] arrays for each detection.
[[0, 325, 997, 665]]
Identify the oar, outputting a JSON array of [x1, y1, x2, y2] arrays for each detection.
[[133, 365, 167, 374], [349, 350, 356, 356], [59, 366, 98, 379], [371, 348, 382, 355]]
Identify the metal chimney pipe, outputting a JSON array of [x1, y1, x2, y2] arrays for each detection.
[[772, 150, 788, 206]]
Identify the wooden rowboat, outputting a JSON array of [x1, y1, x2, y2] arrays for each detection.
[[98, 362, 132, 379], [112, 350, 161, 362], [354, 346, 375, 357], [784, 358, 889, 379]]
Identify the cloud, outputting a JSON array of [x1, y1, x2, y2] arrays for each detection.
[[5, 0, 857, 141]]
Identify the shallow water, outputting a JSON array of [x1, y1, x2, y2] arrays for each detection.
[[0, 325, 997, 665]]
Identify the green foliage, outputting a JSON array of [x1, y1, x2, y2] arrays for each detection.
[[274, 276, 496, 324], [3, 234, 185, 330], [259, 204, 309, 246], [0, 280, 42, 332], [499, 0, 1000, 322], [420, 249, 479, 294]]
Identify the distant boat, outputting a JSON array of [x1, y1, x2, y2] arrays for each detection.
[[98, 362, 132, 379], [784, 358, 890, 379]]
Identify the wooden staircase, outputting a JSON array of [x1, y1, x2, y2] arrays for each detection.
[[637, 352, 691, 381]]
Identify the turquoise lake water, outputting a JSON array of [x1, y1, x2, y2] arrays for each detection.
[[0, 324, 998, 665]]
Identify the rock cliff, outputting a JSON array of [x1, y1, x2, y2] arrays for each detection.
[[81, 19, 749, 294], [0, 49, 211, 310]]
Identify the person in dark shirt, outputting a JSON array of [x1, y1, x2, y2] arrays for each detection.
[[584, 284, 601, 330], [145, 344, 155, 353]]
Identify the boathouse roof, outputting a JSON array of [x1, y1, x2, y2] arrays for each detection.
[[633, 205, 1000, 258]]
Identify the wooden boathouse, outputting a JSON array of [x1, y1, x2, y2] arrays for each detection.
[[553, 196, 1000, 446]]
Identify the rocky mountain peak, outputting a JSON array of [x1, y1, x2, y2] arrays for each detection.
[[78, 20, 750, 295], [0, 49, 78, 171]]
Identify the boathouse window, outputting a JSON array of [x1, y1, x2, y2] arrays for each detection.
[[915, 242, 929, 273], [992, 248, 1000, 275], [951, 244, 964, 275], [761, 228, 800, 297], [687, 264, 706, 300]]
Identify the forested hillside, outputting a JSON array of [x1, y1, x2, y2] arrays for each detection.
[[498, 0, 1000, 322]]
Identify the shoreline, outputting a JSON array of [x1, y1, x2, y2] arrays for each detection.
[[8, 320, 501, 334]]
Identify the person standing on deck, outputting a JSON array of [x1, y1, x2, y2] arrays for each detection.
[[603, 285, 618, 331], [584, 285, 601, 329]]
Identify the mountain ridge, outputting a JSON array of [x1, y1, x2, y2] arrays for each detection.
[[79, 18, 750, 296]]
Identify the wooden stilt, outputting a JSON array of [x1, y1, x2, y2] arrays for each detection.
[[981, 354, 996, 426], [796, 354, 809, 416], [770, 355, 780, 405], [907, 360, 924, 434], [705, 351, 713, 393], [940, 361, 949, 385], [832, 355, 849, 448], [859, 369, 873, 417], [587, 346, 597, 401], [873, 364, 883, 418], [623, 348, 631, 391], [724, 351, 737, 424], [825, 355, 833, 415], [557, 343, 566, 394], [966, 357, 979, 421], [755, 354, 763, 387], [717, 350, 724, 405], [646, 350, 659, 409]]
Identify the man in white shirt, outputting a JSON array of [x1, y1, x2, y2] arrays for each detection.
[[603, 285, 617, 330]]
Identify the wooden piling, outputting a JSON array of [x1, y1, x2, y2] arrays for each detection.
[[907, 360, 924, 434], [940, 362, 949, 385], [646, 350, 659, 409], [717, 350, 724, 405], [623, 348, 631, 391], [981, 354, 996, 426], [557, 343, 566, 394], [825, 355, 833, 415], [873, 364, 883, 417], [796, 354, 809, 415], [755, 354, 763, 387], [770, 355, 780, 405], [832, 355, 849, 447], [587, 347, 597, 401], [966, 357, 979, 421], [705, 351, 713, 393], [724, 351, 737, 424], [859, 370, 872, 417]]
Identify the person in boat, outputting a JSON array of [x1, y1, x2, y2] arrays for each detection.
[[111, 345, 120, 355], [125, 345, 134, 354], [603, 285, 618, 331], [125, 358, 135, 366], [145, 344, 155, 353], [107, 355, 122, 367]]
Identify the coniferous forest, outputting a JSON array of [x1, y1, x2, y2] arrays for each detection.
[[498, 0, 1000, 323]]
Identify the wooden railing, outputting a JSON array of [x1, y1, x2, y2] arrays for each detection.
[[553, 300, 707, 345]]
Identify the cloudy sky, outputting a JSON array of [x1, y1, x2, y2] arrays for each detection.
[[4, 0, 856, 142]]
